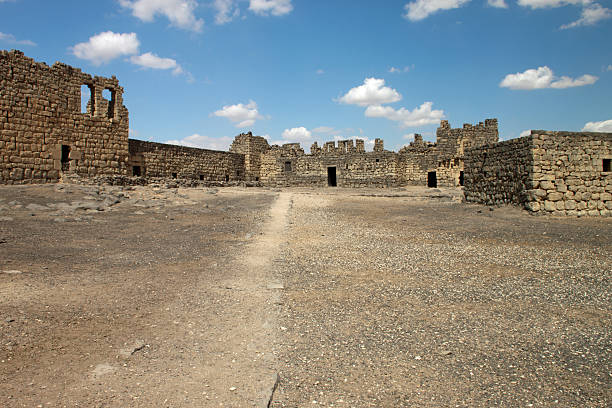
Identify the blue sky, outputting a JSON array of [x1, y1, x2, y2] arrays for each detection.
[[1, 0, 611, 151]]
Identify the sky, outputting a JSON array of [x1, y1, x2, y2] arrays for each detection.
[[1, 0, 611, 152]]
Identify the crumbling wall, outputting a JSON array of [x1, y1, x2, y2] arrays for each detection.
[[229, 132, 270, 181], [464, 131, 612, 216], [259, 140, 400, 187], [0, 50, 129, 184], [129, 139, 245, 182]]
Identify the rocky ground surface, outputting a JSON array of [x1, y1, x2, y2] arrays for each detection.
[[1, 184, 610, 407]]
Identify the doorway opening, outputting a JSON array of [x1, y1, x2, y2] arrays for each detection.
[[327, 167, 337, 187], [132, 165, 141, 176], [61, 145, 71, 172], [427, 171, 437, 188], [459, 171, 464, 186]]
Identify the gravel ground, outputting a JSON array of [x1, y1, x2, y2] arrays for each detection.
[[271, 188, 611, 407], [1, 184, 610, 407]]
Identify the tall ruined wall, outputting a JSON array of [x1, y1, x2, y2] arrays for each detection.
[[129, 139, 245, 182], [436, 119, 498, 159], [0, 50, 129, 184], [464, 131, 612, 216], [229, 132, 270, 181], [259, 140, 400, 187], [463, 136, 534, 206]]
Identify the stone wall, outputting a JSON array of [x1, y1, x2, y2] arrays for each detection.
[[128, 139, 245, 182], [0, 50, 129, 184], [229, 132, 270, 181], [464, 131, 612, 216]]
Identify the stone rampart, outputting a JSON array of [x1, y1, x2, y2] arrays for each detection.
[[129, 139, 245, 182], [0, 50, 129, 184]]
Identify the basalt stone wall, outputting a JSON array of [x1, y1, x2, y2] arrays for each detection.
[[0, 50, 129, 184], [129, 139, 245, 182], [259, 140, 401, 187], [464, 131, 612, 216], [525, 131, 611, 216], [229, 132, 270, 181], [463, 136, 534, 206]]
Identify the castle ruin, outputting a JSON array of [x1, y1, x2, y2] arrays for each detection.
[[1, 50, 610, 216]]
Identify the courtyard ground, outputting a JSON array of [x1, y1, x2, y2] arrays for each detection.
[[0, 184, 610, 407]]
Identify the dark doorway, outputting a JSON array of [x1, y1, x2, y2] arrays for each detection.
[[132, 165, 141, 176], [459, 171, 464, 186], [61, 145, 71, 172], [327, 167, 337, 187], [427, 171, 437, 188], [199, 174, 204, 181], [604, 159, 611, 172]]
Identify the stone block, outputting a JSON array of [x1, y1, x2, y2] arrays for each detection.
[[564, 200, 577, 210], [544, 201, 556, 212], [548, 192, 563, 201]]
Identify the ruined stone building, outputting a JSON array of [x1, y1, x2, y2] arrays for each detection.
[[1, 51, 610, 216]]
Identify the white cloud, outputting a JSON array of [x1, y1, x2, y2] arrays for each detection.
[[517, 0, 589, 9], [338, 78, 402, 107], [166, 134, 234, 151], [119, 0, 203, 32], [488, 0, 508, 8], [582, 119, 612, 132], [403, 0, 470, 21], [281, 127, 313, 142], [213, 0, 240, 24], [213, 100, 263, 128], [72, 31, 140, 65], [607, 65, 612, 71], [249, 0, 293, 16], [0, 32, 36, 46], [560, 3, 611, 28], [389, 65, 414, 73], [403, 133, 416, 141], [520, 130, 532, 137], [500, 66, 598, 90], [365, 102, 445, 127], [130, 52, 184, 75], [312, 126, 337, 134]]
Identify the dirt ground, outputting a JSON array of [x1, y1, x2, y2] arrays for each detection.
[[0, 184, 610, 407]]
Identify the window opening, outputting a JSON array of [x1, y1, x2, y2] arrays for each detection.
[[604, 159, 611, 172], [102, 88, 116, 118], [199, 174, 204, 181], [80, 84, 94, 115], [284, 161, 292, 172], [255, 177, 260, 182], [376, 158, 380, 163], [172, 172, 177, 179], [225, 175, 230, 182]]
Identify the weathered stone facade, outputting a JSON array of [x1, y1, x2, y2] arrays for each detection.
[[229, 132, 270, 181], [129, 139, 244, 182], [464, 131, 612, 216], [1, 50, 129, 183]]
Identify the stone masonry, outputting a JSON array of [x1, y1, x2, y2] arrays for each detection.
[[464, 131, 612, 216], [1, 50, 129, 183]]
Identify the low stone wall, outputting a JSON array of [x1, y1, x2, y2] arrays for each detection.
[[464, 131, 612, 216], [128, 140, 245, 182], [526, 131, 611, 216], [464, 136, 533, 206]]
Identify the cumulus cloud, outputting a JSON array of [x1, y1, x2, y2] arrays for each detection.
[[119, 0, 203, 32], [72, 31, 140, 65], [520, 130, 532, 137], [403, 0, 470, 21], [488, 0, 508, 7], [249, 0, 293, 16], [130, 52, 183, 75], [560, 3, 611, 28], [165, 134, 234, 150], [365, 102, 445, 127], [281, 127, 313, 142], [213, 0, 240, 24], [500, 66, 598, 90], [582, 119, 612, 132], [0, 32, 36, 46], [338, 78, 402, 107], [213, 100, 263, 128]]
